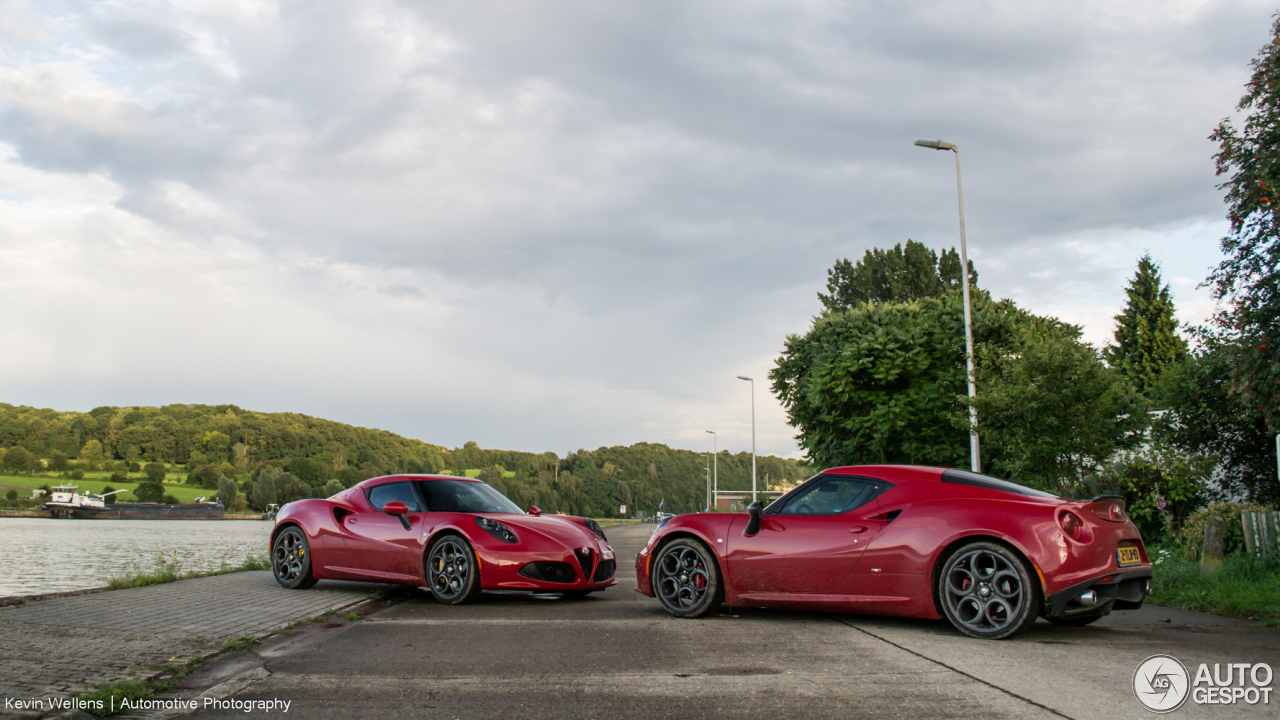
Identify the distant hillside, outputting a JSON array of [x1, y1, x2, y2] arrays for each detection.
[[0, 403, 809, 515]]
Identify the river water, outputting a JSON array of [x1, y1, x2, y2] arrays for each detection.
[[0, 518, 273, 598]]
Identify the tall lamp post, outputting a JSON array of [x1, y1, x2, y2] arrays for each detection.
[[703, 453, 711, 511], [736, 376, 757, 502], [914, 138, 981, 473], [705, 430, 717, 510]]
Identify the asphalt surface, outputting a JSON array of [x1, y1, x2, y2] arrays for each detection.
[[184, 524, 1280, 720]]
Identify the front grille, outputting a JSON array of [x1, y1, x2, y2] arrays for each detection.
[[518, 562, 576, 584], [592, 559, 615, 582], [574, 548, 594, 580]]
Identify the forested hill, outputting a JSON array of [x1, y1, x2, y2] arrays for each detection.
[[0, 403, 809, 515]]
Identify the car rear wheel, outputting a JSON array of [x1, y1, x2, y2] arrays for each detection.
[[426, 535, 481, 605], [272, 526, 318, 589], [653, 538, 721, 618], [938, 541, 1039, 640]]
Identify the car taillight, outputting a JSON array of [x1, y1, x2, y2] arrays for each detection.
[[1059, 511, 1085, 541]]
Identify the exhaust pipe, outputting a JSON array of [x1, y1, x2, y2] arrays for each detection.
[[1078, 590, 1097, 606]]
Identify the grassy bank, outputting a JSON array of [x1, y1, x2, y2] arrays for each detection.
[[0, 472, 208, 503], [1148, 548, 1280, 626], [106, 552, 270, 590]]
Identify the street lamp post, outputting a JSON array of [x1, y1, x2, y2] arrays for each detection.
[[703, 453, 711, 511], [736, 376, 757, 502], [914, 138, 981, 473], [705, 430, 717, 510]]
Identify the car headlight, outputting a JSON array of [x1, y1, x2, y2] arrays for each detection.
[[583, 518, 608, 542], [476, 516, 518, 544]]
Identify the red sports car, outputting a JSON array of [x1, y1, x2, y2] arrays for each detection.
[[635, 465, 1152, 639], [270, 474, 617, 602]]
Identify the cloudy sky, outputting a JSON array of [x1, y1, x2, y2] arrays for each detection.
[[0, 0, 1269, 459]]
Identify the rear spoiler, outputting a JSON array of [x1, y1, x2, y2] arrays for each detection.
[[1082, 495, 1128, 523]]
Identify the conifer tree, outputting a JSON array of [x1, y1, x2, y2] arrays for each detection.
[[1103, 255, 1187, 395]]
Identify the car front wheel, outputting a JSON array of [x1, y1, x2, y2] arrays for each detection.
[[272, 526, 318, 589], [653, 538, 721, 618]]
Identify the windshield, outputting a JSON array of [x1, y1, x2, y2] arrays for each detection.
[[416, 479, 524, 514]]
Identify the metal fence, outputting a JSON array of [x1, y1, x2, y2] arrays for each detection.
[[1241, 511, 1280, 557]]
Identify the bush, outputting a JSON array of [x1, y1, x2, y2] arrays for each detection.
[[322, 479, 344, 497], [162, 494, 180, 504], [109, 469, 128, 485], [189, 465, 219, 489], [70, 469, 85, 480], [5, 489, 16, 505], [101, 485, 117, 504], [134, 481, 165, 503], [1179, 502, 1271, 559], [144, 463, 167, 484], [128, 461, 141, 473]]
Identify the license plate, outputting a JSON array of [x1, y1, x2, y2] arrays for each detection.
[[1117, 547, 1142, 566]]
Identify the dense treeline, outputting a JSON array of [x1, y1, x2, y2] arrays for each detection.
[[0, 403, 808, 515]]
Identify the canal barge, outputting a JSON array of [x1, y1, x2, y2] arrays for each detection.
[[42, 486, 225, 520]]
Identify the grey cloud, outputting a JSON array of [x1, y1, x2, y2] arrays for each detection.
[[0, 0, 1268, 456]]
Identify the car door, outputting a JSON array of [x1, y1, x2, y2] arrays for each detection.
[[339, 481, 424, 581], [726, 475, 888, 594]]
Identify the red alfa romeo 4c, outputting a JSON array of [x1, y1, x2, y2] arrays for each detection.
[[635, 465, 1152, 639]]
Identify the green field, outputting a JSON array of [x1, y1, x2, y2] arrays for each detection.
[[0, 473, 211, 503]]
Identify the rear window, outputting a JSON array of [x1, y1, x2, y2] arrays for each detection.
[[941, 469, 1057, 499]]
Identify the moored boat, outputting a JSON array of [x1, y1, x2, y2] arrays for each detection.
[[42, 485, 225, 520]]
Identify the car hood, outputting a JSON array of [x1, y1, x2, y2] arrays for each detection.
[[488, 514, 602, 548]]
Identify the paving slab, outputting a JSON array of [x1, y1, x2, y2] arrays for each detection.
[[0, 571, 375, 703]]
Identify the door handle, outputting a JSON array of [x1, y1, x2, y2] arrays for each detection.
[[849, 526, 867, 533], [347, 517, 357, 524]]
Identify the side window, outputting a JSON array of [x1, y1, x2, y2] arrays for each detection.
[[777, 476, 880, 516], [367, 482, 422, 512]]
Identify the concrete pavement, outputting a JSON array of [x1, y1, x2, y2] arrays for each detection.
[[177, 523, 1280, 720], [0, 571, 373, 704]]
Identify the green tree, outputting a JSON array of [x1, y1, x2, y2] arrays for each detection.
[[968, 322, 1150, 490], [817, 240, 977, 311], [144, 463, 167, 484], [78, 440, 104, 471], [322, 479, 344, 497], [274, 472, 310, 505], [250, 468, 279, 510], [1153, 336, 1279, 505], [47, 449, 69, 472], [1102, 255, 1187, 395], [5, 489, 16, 505], [771, 293, 1019, 468], [216, 476, 238, 509], [4, 447, 31, 474], [101, 485, 118, 504], [1208, 16, 1280, 432]]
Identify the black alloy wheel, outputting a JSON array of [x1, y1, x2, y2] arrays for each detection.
[[653, 538, 721, 618], [427, 535, 481, 605], [938, 541, 1039, 639], [272, 526, 318, 589]]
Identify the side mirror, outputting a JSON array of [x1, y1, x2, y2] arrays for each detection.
[[528, 506, 542, 517], [744, 501, 762, 536], [383, 501, 412, 530]]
